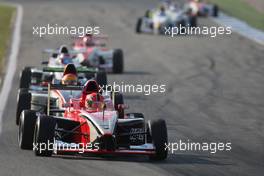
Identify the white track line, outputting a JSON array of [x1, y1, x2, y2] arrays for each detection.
[[212, 12, 264, 46], [0, 4, 23, 134]]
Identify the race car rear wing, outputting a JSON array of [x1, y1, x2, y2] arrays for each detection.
[[49, 84, 83, 91], [73, 34, 109, 47], [42, 66, 98, 73], [43, 48, 86, 55]]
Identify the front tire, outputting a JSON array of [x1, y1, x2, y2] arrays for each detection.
[[136, 18, 142, 33], [136, 18, 143, 34], [18, 110, 37, 150], [148, 119, 168, 160], [95, 71, 107, 87], [34, 116, 56, 157], [16, 91, 31, 125], [19, 67, 31, 89]]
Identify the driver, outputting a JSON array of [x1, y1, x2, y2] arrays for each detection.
[[61, 64, 78, 85], [56, 53, 74, 65], [85, 92, 104, 111], [83, 34, 95, 47], [158, 5, 167, 16]]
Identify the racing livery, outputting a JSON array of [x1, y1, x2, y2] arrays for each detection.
[[136, 3, 197, 34], [16, 64, 107, 125], [18, 81, 168, 160], [73, 34, 124, 73], [185, 0, 219, 17]]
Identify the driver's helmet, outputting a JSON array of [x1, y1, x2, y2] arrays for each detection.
[[59, 45, 69, 54], [159, 5, 166, 15], [85, 92, 104, 110], [62, 73, 77, 85], [83, 34, 95, 47], [160, 5, 166, 12]]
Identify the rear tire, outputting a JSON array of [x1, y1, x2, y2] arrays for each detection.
[[148, 119, 168, 160], [34, 116, 56, 157], [16, 91, 31, 125], [113, 49, 124, 73], [18, 110, 37, 149], [212, 4, 219, 17], [19, 67, 31, 89], [95, 71, 107, 87], [189, 16, 197, 27], [112, 92, 124, 118]]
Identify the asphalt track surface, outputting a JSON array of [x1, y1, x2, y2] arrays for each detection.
[[0, 0, 264, 175]]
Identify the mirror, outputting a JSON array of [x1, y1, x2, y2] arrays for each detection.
[[118, 104, 129, 110]]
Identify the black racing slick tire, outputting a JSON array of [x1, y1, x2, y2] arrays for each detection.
[[112, 49, 124, 73], [149, 119, 168, 161], [34, 116, 56, 157], [16, 91, 31, 125], [112, 92, 124, 118], [189, 16, 197, 27], [95, 71, 107, 87], [18, 110, 37, 150], [213, 4, 219, 17], [19, 67, 31, 89], [136, 18, 142, 33], [18, 88, 28, 95]]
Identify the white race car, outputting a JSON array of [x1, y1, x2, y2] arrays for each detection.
[[136, 4, 197, 34]]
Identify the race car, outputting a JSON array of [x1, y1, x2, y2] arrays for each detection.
[[16, 64, 107, 125], [43, 45, 106, 80], [19, 50, 107, 89], [19, 45, 107, 89], [136, 3, 197, 34], [73, 34, 124, 73], [184, 0, 219, 17], [18, 80, 168, 160]]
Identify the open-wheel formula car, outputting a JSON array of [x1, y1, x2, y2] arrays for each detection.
[[19, 45, 107, 89], [73, 34, 124, 73], [42, 45, 108, 82], [18, 80, 168, 160], [136, 4, 197, 35], [184, 0, 219, 17], [16, 64, 107, 125]]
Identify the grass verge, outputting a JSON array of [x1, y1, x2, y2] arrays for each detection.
[[0, 5, 15, 72], [208, 0, 264, 31]]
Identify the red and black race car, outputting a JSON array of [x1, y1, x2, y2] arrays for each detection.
[[18, 80, 168, 160]]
